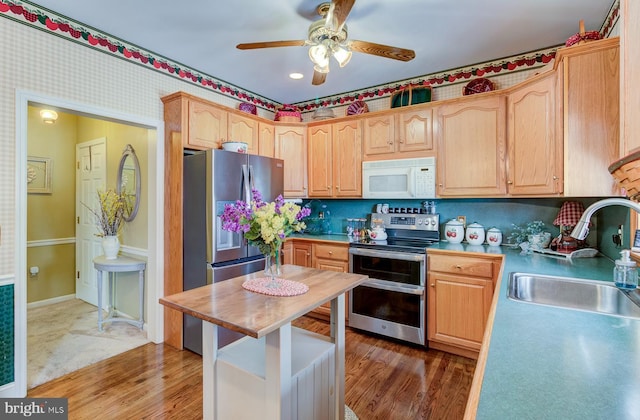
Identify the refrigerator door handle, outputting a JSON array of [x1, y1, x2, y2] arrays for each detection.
[[248, 164, 255, 193], [242, 164, 251, 203]]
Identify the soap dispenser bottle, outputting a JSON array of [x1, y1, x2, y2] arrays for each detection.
[[614, 250, 638, 290]]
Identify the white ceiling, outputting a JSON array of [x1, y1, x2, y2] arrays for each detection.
[[27, 0, 615, 104]]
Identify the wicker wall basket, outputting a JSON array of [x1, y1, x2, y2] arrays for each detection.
[[608, 150, 640, 202]]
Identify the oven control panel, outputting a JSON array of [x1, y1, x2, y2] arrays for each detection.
[[372, 213, 439, 231]]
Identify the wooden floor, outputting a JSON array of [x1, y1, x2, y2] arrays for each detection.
[[28, 316, 476, 420]]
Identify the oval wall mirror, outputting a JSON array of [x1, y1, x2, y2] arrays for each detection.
[[116, 144, 141, 222]]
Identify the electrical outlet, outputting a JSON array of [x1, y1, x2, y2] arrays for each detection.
[[619, 225, 624, 246]]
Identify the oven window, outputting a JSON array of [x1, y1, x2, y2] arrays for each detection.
[[351, 254, 421, 286], [351, 285, 421, 327]]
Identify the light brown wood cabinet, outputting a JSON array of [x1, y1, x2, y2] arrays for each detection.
[[187, 97, 228, 150], [284, 239, 349, 321], [363, 108, 434, 160], [427, 251, 502, 359], [227, 112, 258, 154], [308, 120, 362, 197], [275, 124, 307, 198], [555, 37, 620, 196], [282, 239, 312, 267], [435, 94, 507, 197], [506, 70, 562, 195], [258, 122, 275, 157], [311, 243, 349, 321]]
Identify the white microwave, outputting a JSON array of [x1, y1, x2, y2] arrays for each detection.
[[362, 157, 436, 199]]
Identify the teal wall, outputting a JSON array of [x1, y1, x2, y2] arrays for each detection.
[[0, 284, 14, 386], [302, 197, 630, 261]]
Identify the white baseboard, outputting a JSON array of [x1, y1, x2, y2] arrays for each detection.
[[27, 294, 76, 309]]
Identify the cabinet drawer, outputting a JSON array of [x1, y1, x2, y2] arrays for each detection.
[[428, 254, 494, 278], [313, 243, 348, 261]]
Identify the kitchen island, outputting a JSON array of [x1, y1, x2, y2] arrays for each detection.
[[160, 264, 367, 420]]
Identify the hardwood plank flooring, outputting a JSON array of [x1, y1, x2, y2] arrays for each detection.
[[28, 316, 476, 420]]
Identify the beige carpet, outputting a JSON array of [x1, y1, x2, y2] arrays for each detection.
[[27, 298, 149, 389]]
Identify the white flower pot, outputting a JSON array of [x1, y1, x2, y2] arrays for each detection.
[[102, 235, 120, 259]]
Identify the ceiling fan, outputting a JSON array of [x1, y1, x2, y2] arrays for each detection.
[[236, 0, 416, 86]]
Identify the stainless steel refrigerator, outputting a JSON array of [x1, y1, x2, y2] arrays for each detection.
[[183, 149, 284, 354]]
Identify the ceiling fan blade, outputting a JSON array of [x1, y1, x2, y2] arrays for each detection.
[[236, 40, 307, 50], [327, 0, 355, 32], [349, 40, 416, 62], [312, 71, 327, 86]]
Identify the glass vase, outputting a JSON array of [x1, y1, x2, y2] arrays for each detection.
[[264, 242, 282, 288]]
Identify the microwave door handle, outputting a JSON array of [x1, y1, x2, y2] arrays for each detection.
[[407, 167, 415, 197], [242, 164, 251, 203]]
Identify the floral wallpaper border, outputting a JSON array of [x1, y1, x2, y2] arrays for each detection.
[[2, 0, 620, 111]]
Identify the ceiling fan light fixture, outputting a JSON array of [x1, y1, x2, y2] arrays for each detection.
[[332, 43, 352, 67], [309, 43, 329, 66]]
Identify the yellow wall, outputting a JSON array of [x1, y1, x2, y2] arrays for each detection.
[[26, 106, 151, 312]]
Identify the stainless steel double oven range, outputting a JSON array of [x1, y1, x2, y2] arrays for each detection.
[[348, 211, 440, 346]]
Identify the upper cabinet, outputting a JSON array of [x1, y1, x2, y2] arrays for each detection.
[[275, 124, 307, 198], [228, 112, 258, 154], [621, 1, 640, 155], [363, 108, 434, 160], [188, 98, 227, 150], [308, 120, 362, 198], [506, 70, 562, 195], [396, 108, 434, 153], [555, 37, 620, 196], [258, 122, 275, 157], [435, 94, 507, 197]]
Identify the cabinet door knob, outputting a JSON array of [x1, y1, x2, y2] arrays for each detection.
[[455, 265, 462, 269], [327, 185, 331, 190], [430, 283, 435, 287], [329, 251, 333, 255], [507, 181, 513, 185], [553, 175, 559, 180]]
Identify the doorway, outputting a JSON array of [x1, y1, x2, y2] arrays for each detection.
[[14, 90, 165, 397]]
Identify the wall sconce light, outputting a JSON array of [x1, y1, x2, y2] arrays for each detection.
[[40, 109, 58, 124]]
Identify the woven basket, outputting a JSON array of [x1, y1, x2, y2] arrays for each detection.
[[608, 149, 640, 201]]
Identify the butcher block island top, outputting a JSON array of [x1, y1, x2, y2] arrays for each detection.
[[160, 264, 368, 420], [160, 264, 367, 338], [160, 264, 367, 337]]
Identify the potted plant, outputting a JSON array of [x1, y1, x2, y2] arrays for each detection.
[[85, 189, 127, 259], [220, 189, 310, 287], [507, 220, 551, 251]]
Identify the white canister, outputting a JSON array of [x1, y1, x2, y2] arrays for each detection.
[[444, 219, 464, 244], [465, 222, 485, 245], [486, 227, 503, 247]]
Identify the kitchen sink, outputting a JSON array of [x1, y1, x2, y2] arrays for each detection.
[[507, 272, 640, 319]]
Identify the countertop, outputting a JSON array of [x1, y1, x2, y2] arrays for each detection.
[[291, 234, 640, 419], [472, 248, 640, 420], [159, 264, 367, 338]]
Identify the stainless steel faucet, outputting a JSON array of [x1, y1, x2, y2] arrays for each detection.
[[570, 198, 640, 240]]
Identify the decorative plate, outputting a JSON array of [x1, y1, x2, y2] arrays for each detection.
[[463, 78, 494, 96], [346, 101, 369, 115]]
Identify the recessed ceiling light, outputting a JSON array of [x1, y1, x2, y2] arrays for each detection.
[[289, 72, 304, 80]]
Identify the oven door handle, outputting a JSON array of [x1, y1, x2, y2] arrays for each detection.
[[364, 279, 425, 295], [349, 247, 426, 262]]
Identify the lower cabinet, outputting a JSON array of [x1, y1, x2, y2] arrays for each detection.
[[427, 250, 502, 359], [311, 243, 349, 321], [284, 239, 349, 321]]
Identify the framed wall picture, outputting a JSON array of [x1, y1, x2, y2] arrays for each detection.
[[27, 156, 52, 194]]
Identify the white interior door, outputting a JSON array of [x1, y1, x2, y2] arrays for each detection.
[[75, 138, 107, 307]]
